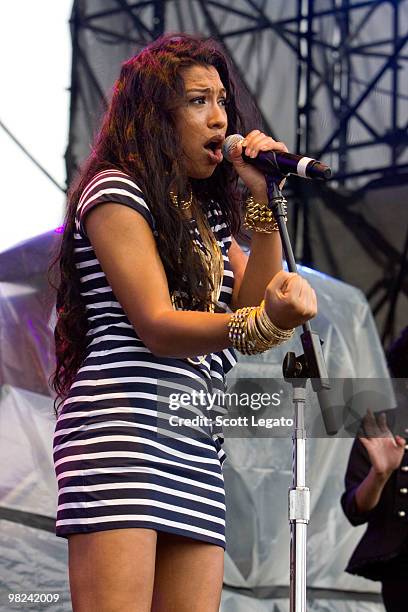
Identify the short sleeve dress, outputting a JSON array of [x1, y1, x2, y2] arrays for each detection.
[[52, 168, 237, 549]]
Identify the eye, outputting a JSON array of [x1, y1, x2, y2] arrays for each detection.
[[190, 96, 206, 105], [219, 97, 228, 107]]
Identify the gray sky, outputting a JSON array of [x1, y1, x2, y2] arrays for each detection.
[[0, 1, 71, 252]]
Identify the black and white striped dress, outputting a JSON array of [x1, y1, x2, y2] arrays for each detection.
[[52, 169, 237, 549]]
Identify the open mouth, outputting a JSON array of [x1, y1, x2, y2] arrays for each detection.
[[203, 137, 224, 163], [204, 141, 220, 152], [203, 135, 224, 150]]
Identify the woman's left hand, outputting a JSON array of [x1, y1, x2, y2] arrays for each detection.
[[227, 130, 288, 201]]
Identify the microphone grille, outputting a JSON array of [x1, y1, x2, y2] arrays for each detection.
[[222, 134, 244, 161]]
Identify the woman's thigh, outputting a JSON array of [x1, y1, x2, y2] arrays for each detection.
[[151, 532, 224, 612], [68, 527, 157, 612]]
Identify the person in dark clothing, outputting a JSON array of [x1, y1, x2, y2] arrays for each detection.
[[341, 327, 408, 612]]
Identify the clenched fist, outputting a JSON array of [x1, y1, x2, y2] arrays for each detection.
[[264, 270, 317, 330]]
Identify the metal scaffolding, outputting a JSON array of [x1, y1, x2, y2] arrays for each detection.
[[67, 0, 408, 343], [68, 0, 408, 185]]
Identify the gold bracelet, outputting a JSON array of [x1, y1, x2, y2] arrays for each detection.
[[228, 302, 295, 354], [257, 300, 295, 342], [227, 306, 257, 355], [243, 195, 287, 233], [247, 308, 273, 351]]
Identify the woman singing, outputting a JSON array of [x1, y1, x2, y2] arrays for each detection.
[[50, 33, 317, 612]]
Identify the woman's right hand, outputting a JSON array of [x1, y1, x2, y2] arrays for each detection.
[[263, 270, 317, 330], [359, 410, 406, 478]]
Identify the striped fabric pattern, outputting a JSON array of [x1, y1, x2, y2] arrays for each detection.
[[53, 169, 237, 548]]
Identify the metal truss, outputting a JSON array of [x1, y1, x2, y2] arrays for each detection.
[[295, 0, 408, 188], [68, 0, 408, 343], [69, 0, 408, 187]]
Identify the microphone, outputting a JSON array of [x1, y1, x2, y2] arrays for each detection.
[[222, 134, 331, 181]]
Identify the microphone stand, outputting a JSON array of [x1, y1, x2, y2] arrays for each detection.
[[266, 176, 336, 612]]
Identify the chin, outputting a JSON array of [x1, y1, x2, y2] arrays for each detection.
[[189, 166, 217, 180]]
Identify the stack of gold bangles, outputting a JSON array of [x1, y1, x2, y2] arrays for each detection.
[[228, 300, 294, 355], [244, 195, 287, 233]]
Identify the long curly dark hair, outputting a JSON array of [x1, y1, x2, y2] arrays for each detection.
[[48, 33, 261, 417]]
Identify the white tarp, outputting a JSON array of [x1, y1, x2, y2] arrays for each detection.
[[0, 231, 390, 611]]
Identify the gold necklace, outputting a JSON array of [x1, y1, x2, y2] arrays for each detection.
[[194, 211, 224, 314], [169, 189, 193, 210], [170, 204, 224, 367], [186, 215, 224, 366]]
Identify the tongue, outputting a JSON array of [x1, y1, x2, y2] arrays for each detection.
[[212, 148, 223, 162]]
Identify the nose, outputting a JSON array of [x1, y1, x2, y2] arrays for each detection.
[[208, 102, 227, 130]]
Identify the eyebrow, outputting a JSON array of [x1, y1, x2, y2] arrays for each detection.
[[186, 87, 227, 95]]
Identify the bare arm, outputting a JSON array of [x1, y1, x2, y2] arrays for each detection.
[[354, 468, 392, 513], [85, 202, 316, 358], [229, 234, 282, 311], [85, 202, 231, 358], [227, 130, 286, 310]]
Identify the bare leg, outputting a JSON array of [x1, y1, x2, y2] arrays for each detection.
[[151, 532, 224, 612], [68, 528, 157, 612]]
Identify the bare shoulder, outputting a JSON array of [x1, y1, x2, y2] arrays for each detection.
[[84, 201, 155, 250]]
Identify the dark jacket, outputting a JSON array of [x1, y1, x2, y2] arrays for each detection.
[[341, 417, 408, 581]]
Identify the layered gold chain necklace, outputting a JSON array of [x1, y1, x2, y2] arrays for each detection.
[[169, 190, 224, 312], [194, 209, 224, 314], [169, 189, 193, 210], [170, 191, 224, 365]]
